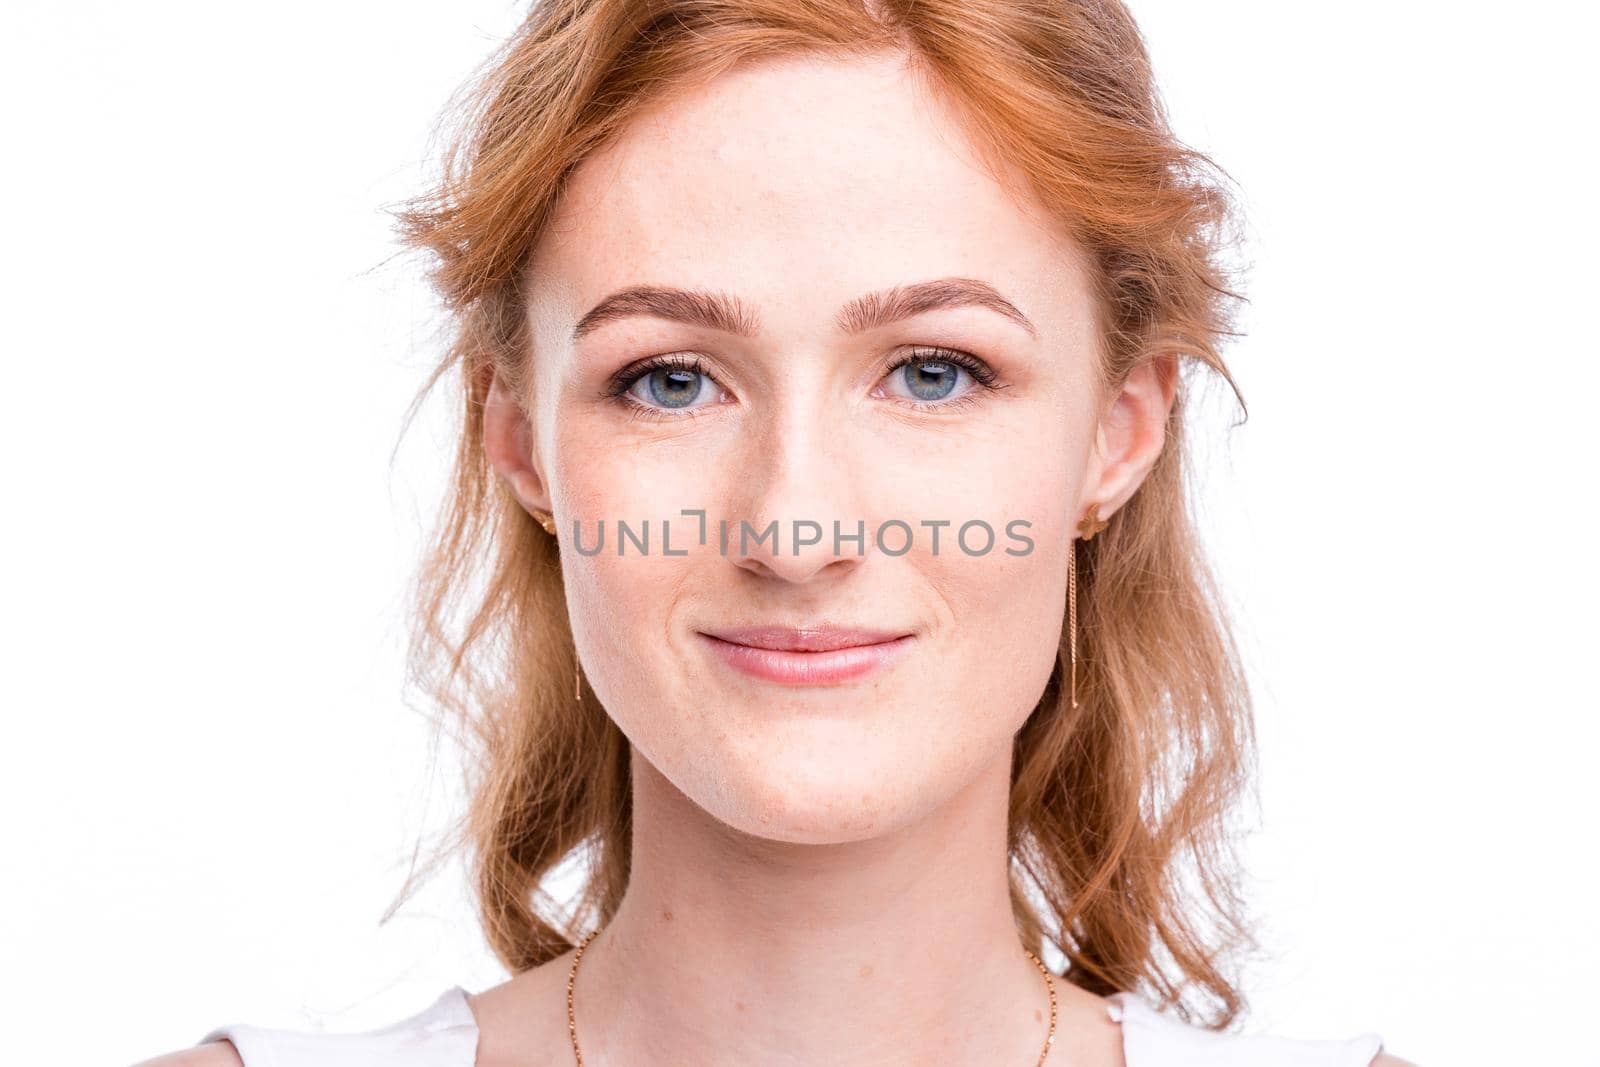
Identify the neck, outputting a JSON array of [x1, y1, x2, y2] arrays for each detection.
[[572, 746, 1057, 1067]]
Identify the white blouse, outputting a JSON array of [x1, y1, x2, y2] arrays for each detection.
[[197, 985, 1388, 1066]]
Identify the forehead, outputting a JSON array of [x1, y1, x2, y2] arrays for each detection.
[[526, 49, 1090, 331]]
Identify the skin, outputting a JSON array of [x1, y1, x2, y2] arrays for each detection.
[[135, 48, 1415, 1067], [481, 49, 1156, 1067]]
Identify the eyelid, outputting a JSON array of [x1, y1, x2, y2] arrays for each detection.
[[880, 345, 1000, 388], [606, 345, 1004, 419], [601, 351, 718, 399], [606, 352, 731, 423]]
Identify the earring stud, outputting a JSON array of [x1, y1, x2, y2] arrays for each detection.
[[531, 508, 557, 536], [1077, 504, 1108, 541]]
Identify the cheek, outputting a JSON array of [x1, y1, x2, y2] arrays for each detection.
[[917, 502, 1073, 735], [547, 429, 692, 729], [903, 412, 1077, 728]]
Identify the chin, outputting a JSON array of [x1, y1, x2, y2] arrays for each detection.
[[695, 742, 930, 846]]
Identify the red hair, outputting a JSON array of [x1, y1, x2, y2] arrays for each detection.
[[392, 0, 1257, 1028]]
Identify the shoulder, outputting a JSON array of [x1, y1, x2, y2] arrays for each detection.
[[130, 1042, 244, 1067], [467, 958, 587, 1066], [154, 986, 480, 1067], [1107, 991, 1401, 1067]]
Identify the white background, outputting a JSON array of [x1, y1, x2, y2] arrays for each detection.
[[3, 3, 1595, 1064]]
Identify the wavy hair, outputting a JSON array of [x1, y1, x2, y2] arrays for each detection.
[[388, 0, 1258, 1029]]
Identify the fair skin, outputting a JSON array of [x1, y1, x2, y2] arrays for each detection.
[[138, 50, 1414, 1067], [486, 50, 1134, 1067]]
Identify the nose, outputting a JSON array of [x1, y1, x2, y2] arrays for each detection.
[[725, 397, 869, 585]]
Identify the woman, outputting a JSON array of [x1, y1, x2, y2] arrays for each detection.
[[144, 0, 1413, 1064]]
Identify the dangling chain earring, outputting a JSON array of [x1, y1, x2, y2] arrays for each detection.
[[1071, 504, 1109, 709], [532, 508, 582, 706]]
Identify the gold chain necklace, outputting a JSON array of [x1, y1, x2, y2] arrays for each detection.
[[565, 927, 1059, 1064]]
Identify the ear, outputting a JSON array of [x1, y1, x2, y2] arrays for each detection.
[[483, 371, 552, 515], [1081, 353, 1178, 523]]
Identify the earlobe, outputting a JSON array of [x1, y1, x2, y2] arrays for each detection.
[[483, 372, 551, 514]]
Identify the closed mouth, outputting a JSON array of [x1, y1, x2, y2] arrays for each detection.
[[695, 627, 918, 686], [697, 627, 913, 652]]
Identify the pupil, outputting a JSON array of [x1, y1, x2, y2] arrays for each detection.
[[904, 361, 957, 401], [649, 368, 700, 408]]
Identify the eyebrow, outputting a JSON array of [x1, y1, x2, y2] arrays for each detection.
[[569, 276, 1038, 343]]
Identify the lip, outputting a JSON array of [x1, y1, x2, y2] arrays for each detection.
[[696, 626, 916, 686]]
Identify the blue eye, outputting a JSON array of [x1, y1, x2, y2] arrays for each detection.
[[880, 347, 1000, 407], [899, 360, 960, 401], [604, 346, 1001, 421], [641, 365, 706, 408], [605, 353, 726, 417]]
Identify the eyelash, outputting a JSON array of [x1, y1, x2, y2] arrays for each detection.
[[603, 346, 1004, 423]]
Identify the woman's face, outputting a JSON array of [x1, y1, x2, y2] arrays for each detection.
[[504, 51, 1123, 843]]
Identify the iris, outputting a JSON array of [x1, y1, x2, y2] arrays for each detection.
[[901, 360, 959, 402]]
